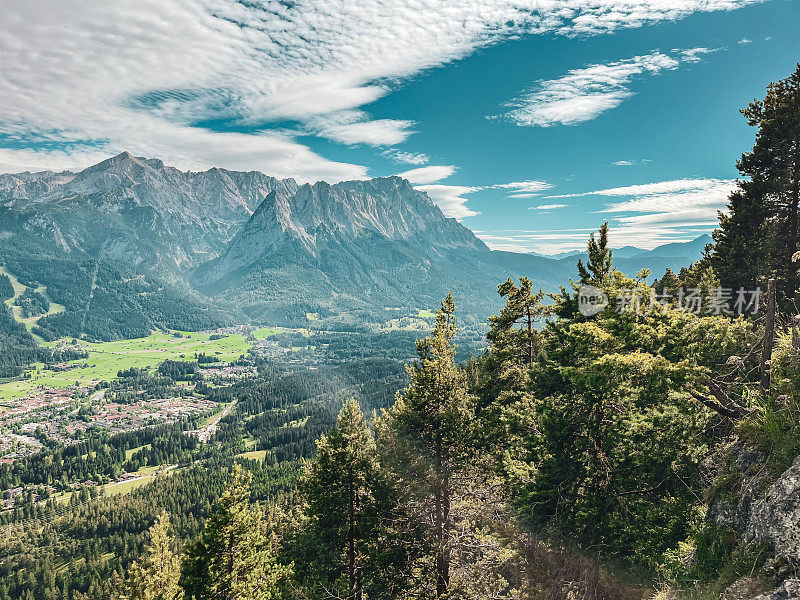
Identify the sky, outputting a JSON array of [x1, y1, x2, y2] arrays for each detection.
[[1, 0, 798, 254]]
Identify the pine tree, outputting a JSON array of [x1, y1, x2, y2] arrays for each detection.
[[382, 292, 475, 597], [487, 277, 545, 371], [114, 512, 183, 600], [180, 465, 291, 600], [712, 63, 800, 306], [577, 222, 613, 286], [294, 399, 408, 600]]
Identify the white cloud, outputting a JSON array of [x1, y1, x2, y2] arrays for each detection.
[[493, 180, 553, 192], [611, 158, 651, 166], [679, 47, 718, 62], [415, 184, 480, 220], [382, 149, 430, 165], [0, 1, 758, 175], [576, 178, 734, 246], [738, 37, 752, 44], [304, 111, 415, 146], [398, 165, 457, 184], [530, 203, 568, 210], [497, 48, 716, 127], [476, 178, 735, 253]]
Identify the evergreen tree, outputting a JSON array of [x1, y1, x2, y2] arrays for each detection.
[[487, 277, 545, 369], [381, 292, 475, 597], [712, 63, 800, 306], [115, 513, 183, 600], [295, 399, 391, 600], [180, 465, 291, 600], [577, 222, 613, 286]]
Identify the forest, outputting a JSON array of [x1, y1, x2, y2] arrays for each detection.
[[2, 64, 800, 600]]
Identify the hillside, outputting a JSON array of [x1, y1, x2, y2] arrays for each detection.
[[0, 153, 710, 335]]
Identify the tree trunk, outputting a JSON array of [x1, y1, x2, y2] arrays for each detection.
[[526, 305, 533, 365], [761, 278, 776, 393], [435, 479, 451, 597], [348, 469, 356, 600]]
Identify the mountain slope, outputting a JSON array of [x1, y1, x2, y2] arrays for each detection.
[[0, 152, 298, 274], [0, 153, 300, 338], [0, 153, 712, 333], [193, 177, 517, 324]]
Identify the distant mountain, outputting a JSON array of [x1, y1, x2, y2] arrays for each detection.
[[559, 235, 711, 275], [539, 235, 711, 262], [193, 177, 543, 324], [631, 234, 711, 261], [0, 154, 713, 334], [0, 152, 298, 274]]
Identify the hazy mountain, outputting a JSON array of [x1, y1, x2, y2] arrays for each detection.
[[559, 235, 711, 276], [631, 234, 711, 260], [0, 153, 711, 333], [539, 235, 711, 262], [193, 177, 540, 323], [0, 152, 298, 274]]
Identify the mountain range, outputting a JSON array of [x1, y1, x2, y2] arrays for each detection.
[[0, 153, 710, 338]]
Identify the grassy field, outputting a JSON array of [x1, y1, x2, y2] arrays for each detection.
[[0, 331, 255, 400], [237, 450, 268, 462], [1, 266, 65, 332], [253, 327, 281, 339], [102, 465, 176, 496], [125, 444, 152, 461]]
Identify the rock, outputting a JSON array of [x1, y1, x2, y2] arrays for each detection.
[[724, 576, 760, 599], [707, 441, 771, 533], [744, 454, 800, 565], [749, 579, 800, 599]]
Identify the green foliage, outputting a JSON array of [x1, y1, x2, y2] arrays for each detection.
[[181, 465, 292, 600], [15, 288, 49, 318], [664, 523, 769, 599], [292, 399, 413, 599], [737, 335, 800, 474], [0, 274, 14, 301], [576, 222, 613, 286], [379, 292, 477, 597], [114, 513, 183, 600], [711, 62, 800, 307], [488, 226, 755, 569], [158, 360, 199, 381]]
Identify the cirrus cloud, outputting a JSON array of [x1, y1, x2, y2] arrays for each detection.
[[496, 48, 718, 127], [0, 1, 758, 177]]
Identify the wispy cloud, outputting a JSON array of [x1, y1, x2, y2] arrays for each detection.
[[416, 184, 480, 220], [0, 1, 758, 175], [493, 180, 554, 197], [477, 178, 734, 253], [611, 158, 651, 167], [738, 37, 752, 44], [496, 48, 717, 127], [304, 111, 415, 146], [530, 204, 569, 210], [572, 178, 734, 246], [382, 149, 429, 165], [398, 165, 457, 184]]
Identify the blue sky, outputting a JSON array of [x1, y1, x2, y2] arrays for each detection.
[[1, 0, 798, 253]]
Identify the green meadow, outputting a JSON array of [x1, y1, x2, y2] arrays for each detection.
[[0, 330, 257, 400]]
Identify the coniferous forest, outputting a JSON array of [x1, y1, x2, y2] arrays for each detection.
[[1, 48, 800, 600]]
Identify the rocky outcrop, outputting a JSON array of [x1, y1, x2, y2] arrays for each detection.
[[750, 579, 800, 600], [744, 455, 800, 565], [707, 441, 772, 534], [708, 442, 800, 599]]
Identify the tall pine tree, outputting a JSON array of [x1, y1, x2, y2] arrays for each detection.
[[180, 465, 291, 600], [295, 399, 407, 600], [380, 292, 475, 598], [114, 513, 183, 600], [712, 63, 800, 305]]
